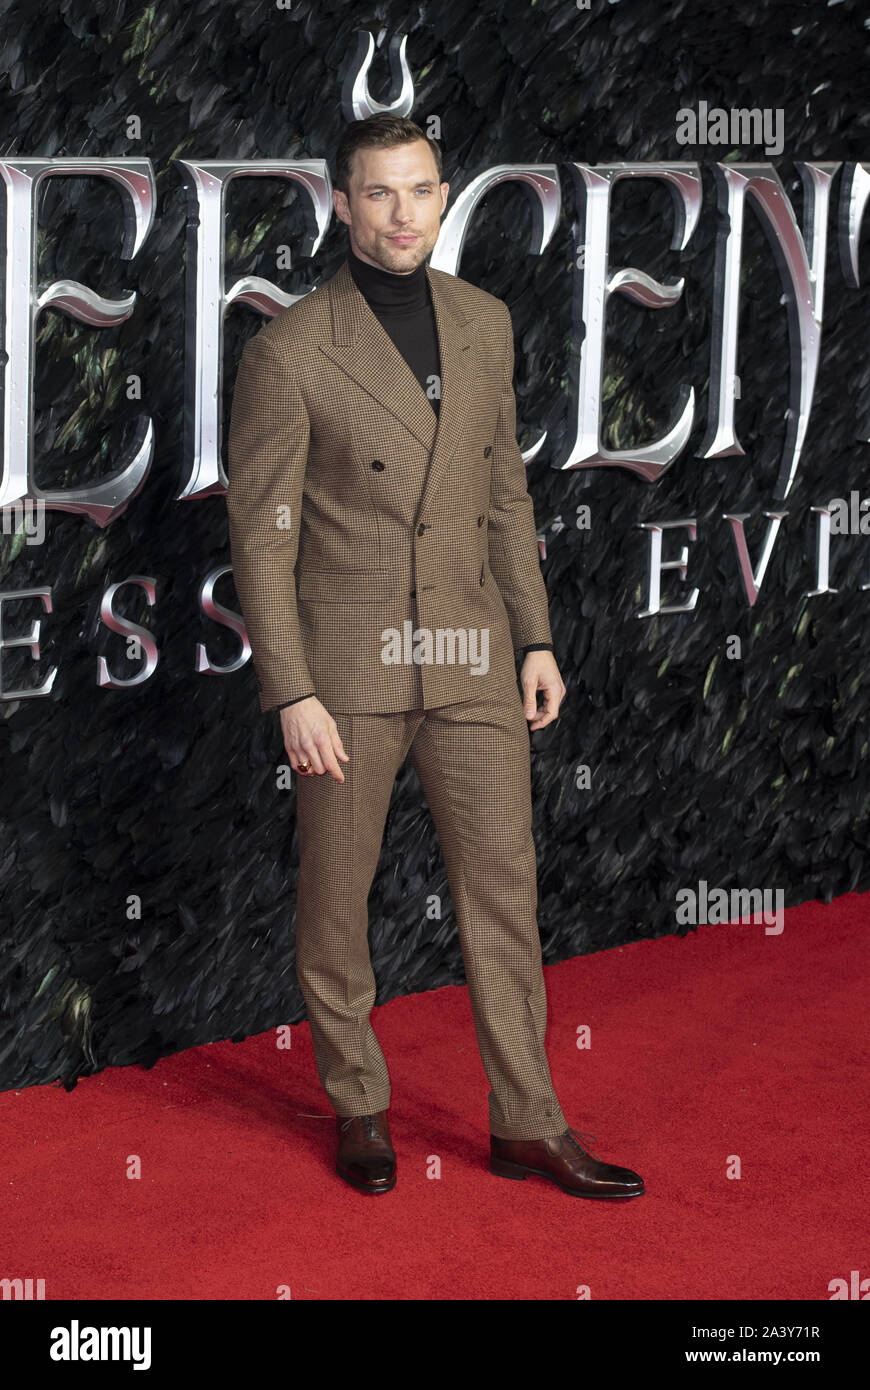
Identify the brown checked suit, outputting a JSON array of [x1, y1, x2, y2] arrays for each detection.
[[226, 257, 567, 1139]]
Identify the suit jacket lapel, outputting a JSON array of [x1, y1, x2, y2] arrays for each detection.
[[319, 258, 483, 520]]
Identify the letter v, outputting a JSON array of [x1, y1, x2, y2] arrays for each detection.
[[722, 510, 788, 605]]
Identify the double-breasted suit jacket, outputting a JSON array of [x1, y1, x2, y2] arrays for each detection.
[[226, 257, 553, 715]]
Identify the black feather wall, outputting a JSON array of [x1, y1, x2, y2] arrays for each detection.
[[1, 0, 868, 1090]]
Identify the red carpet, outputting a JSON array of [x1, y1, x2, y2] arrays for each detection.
[[2, 893, 867, 1300]]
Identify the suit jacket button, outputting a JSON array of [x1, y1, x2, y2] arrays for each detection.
[[409, 589, 416, 596], [477, 515, 484, 526], [371, 459, 385, 471], [483, 446, 492, 457], [417, 523, 426, 535]]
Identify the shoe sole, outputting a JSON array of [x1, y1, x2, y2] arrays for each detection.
[[490, 1155, 644, 1198], [336, 1162, 397, 1194]]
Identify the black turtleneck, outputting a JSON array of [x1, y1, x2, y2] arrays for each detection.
[[276, 245, 552, 711], [346, 243, 442, 415]]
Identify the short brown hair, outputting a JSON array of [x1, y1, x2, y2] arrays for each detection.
[[334, 114, 443, 197]]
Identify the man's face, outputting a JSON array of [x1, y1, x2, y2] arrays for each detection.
[[333, 139, 449, 274]]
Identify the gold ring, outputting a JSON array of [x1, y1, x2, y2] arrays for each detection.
[[298, 760, 312, 774]]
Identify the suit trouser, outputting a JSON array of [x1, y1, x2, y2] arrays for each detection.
[[293, 680, 568, 1140]]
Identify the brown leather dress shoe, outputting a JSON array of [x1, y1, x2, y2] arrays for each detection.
[[335, 1111, 396, 1193], [490, 1126, 644, 1198]]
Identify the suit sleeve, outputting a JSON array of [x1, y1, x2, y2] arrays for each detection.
[[226, 329, 316, 712], [487, 304, 553, 651]]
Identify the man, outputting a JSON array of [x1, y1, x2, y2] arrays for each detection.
[[226, 114, 643, 1200]]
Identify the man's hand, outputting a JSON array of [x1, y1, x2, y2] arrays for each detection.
[[279, 696, 350, 782], [520, 651, 566, 730]]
